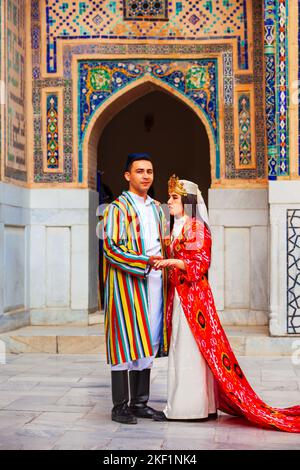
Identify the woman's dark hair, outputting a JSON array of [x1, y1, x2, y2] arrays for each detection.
[[170, 193, 202, 233]]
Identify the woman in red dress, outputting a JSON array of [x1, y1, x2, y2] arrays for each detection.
[[153, 175, 300, 432]]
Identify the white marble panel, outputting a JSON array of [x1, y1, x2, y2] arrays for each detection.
[[30, 309, 88, 326], [46, 227, 70, 307], [250, 226, 269, 311], [209, 209, 268, 227], [269, 181, 300, 204], [0, 182, 30, 208], [4, 226, 25, 311], [209, 226, 224, 311], [30, 189, 89, 209], [71, 225, 88, 310], [219, 310, 268, 326], [24, 226, 30, 310], [224, 228, 250, 309], [209, 188, 268, 210], [0, 223, 4, 315], [89, 191, 100, 310], [0, 205, 30, 226], [30, 226, 46, 308], [30, 209, 88, 226]]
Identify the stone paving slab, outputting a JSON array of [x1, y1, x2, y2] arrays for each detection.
[[0, 354, 299, 450]]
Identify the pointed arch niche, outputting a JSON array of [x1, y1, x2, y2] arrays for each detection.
[[81, 76, 218, 200]]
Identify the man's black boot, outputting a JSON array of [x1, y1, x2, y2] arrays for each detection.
[[111, 371, 137, 424], [129, 369, 158, 418]]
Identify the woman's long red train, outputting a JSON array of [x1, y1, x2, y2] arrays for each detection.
[[165, 218, 300, 432]]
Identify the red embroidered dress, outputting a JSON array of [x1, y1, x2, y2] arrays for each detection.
[[165, 216, 300, 433]]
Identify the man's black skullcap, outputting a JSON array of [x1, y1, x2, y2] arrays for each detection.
[[125, 153, 152, 171]]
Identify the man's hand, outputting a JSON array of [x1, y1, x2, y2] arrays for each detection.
[[148, 255, 163, 267]]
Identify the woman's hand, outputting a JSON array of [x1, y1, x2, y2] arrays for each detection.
[[154, 259, 186, 271]]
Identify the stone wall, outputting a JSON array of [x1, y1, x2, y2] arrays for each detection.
[[0, 0, 27, 184]]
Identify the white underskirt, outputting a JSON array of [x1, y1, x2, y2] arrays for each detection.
[[164, 289, 217, 419]]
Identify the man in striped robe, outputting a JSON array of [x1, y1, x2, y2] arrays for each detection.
[[103, 154, 167, 424]]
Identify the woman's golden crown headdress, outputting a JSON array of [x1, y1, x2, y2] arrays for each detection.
[[168, 174, 187, 196]]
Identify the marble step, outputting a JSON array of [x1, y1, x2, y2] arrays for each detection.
[[0, 325, 299, 356], [224, 326, 300, 356], [0, 325, 106, 354], [88, 311, 104, 325]]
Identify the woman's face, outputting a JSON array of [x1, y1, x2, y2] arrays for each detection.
[[168, 192, 184, 217]]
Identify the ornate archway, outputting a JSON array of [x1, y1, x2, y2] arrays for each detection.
[[78, 60, 222, 189]]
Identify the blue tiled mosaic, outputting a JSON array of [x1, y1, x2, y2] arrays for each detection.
[[78, 59, 220, 183]]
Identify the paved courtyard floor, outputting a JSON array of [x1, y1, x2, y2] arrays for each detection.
[[0, 353, 299, 450]]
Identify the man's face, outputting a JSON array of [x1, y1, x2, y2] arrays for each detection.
[[124, 160, 154, 194]]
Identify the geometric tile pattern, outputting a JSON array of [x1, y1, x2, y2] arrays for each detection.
[[31, 0, 41, 80], [46, 94, 59, 169], [30, 1, 266, 183], [264, 0, 289, 180], [123, 0, 168, 20], [223, 51, 234, 105], [225, 0, 265, 179], [44, 0, 249, 73], [33, 78, 73, 183], [264, 0, 277, 179], [266, 56, 276, 178], [78, 59, 219, 183], [287, 210, 300, 334], [238, 92, 252, 165], [277, 0, 289, 176], [2, 0, 27, 182]]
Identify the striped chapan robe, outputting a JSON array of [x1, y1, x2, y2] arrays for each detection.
[[102, 191, 168, 365]]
